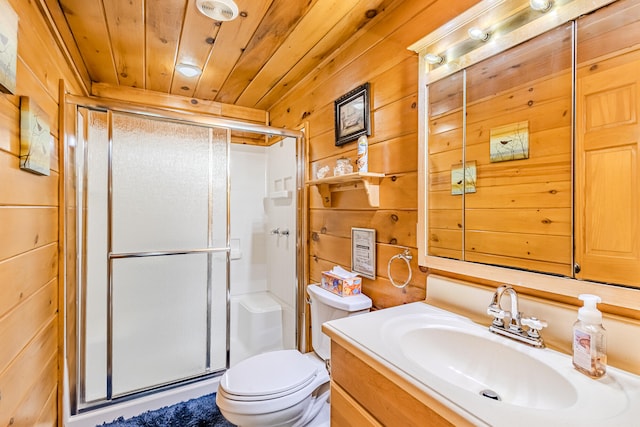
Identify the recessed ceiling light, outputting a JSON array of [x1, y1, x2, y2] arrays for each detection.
[[175, 63, 202, 78]]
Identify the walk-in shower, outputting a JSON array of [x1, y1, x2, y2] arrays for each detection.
[[62, 97, 304, 420]]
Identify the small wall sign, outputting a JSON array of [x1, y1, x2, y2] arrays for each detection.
[[351, 227, 376, 280]]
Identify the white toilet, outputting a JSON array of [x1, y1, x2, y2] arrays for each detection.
[[216, 284, 372, 426]]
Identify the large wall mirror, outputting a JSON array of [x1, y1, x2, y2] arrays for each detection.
[[413, 0, 640, 289]]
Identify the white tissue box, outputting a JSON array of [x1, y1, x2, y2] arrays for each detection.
[[321, 271, 362, 296]]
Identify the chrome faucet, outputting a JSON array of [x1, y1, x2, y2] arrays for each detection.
[[270, 228, 290, 237], [487, 285, 547, 348]]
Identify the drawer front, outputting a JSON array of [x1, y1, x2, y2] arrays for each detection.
[[331, 341, 454, 427], [331, 382, 382, 427]]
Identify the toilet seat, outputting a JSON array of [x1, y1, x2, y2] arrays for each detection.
[[216, 350, 330, 417], [221, 375, 316, 402], [217, 286, 370, 426], [219, 350, 319, 401]]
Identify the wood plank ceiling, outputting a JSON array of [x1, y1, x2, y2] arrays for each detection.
[[53, 0, 396, 110]]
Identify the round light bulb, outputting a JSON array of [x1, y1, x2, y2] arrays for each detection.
[[468, 27, 490, 41], [530, 0, 552, 12], [425, 53, 444, 65]]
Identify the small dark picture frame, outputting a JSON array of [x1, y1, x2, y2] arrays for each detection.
[[334, 82, 371, 146]]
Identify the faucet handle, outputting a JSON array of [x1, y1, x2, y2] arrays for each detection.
[[521, 316, 547, 338], [487, 306, 507, 327], [487, 306, 504, 318], [521, 316, 547, 330]]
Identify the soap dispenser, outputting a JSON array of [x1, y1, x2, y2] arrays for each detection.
[[572, 294, 607, 378]]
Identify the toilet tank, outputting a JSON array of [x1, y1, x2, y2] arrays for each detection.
[[307, 284, 371, 361]]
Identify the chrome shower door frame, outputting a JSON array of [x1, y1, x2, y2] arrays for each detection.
[[64, 95, 305, 414]]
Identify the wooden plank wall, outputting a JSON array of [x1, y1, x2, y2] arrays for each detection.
[[464, 24, 573, 277], [0, 0, 84, 425], [429, 24, 574, 277], [427, 72, 464, 260], [269, 0, 480, 310], [90, 83, 271, 146]]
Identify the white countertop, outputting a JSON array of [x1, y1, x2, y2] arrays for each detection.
[[324, 302, 640, 427]]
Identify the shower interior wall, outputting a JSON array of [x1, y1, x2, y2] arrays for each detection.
[[229, 137, 298, 364]]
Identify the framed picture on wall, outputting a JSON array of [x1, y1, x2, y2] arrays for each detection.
[[0, 0, 19, 94], [334, 82, 371, 146], [351, 227, 376, 280], [20, 96, 51, 176]]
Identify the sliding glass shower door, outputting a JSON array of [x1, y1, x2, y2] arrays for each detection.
[[78, 108, 229, 405]]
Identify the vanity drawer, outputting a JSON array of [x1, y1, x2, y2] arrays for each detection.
[[331, 341, 458, 427], [331, 382, 382, 427]]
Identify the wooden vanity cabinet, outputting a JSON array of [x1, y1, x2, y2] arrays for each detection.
[[329, 337, 473, 427]]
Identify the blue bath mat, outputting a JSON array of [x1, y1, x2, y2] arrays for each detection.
[[99, 393, 235, 427]]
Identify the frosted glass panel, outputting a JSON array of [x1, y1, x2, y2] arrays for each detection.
[[85, 110, 109, 401], [210, 127, 229, 249], [80, 108, 230, 405], [112, 255, 208, 396], [208, 128, 228, 370], [111, 113, 211, 253], [210, 251, 228, 371]]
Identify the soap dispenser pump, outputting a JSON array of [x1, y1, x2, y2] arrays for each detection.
[[572, 294, 607, 378]]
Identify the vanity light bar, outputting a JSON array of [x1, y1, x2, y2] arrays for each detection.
[[411, 0, 572, 81]]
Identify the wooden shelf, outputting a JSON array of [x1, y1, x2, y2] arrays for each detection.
[[307, 172, 385, 207]]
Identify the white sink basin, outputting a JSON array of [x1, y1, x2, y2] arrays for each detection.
[[325, 302, 640, 426], [396, 325, 577, 409]]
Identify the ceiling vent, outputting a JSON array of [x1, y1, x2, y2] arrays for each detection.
[[196, 0, 239, 22]]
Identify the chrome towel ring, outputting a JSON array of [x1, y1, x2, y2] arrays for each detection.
[[388, 249, 413, 288]]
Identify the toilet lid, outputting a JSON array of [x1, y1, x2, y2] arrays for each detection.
[[220, 350, 319, 399], [307, 284, 372, 311]]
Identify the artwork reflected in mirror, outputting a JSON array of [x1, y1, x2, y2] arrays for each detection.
[[451, 161, 477, 195], [489, 121, 529, 163]]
